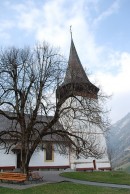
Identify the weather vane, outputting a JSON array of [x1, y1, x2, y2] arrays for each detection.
[[70, 25, 72, 39]]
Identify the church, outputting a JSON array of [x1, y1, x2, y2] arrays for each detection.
[[0, 36, 111, 172]]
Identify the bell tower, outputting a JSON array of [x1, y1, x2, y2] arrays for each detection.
[[56, 33, 111, 171]]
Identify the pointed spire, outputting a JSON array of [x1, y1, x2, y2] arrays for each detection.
[[63, 37, 90, 84], [56, 34, 99, 100]]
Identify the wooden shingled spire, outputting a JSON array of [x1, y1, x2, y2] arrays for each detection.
[[56, 31, 99, 100]]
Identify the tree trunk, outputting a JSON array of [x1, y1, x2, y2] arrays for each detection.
[[21, 149, 27, 173], [21, 148, 34, 180]]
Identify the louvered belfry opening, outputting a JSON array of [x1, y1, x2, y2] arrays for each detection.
[[56, 38, 99, 100]]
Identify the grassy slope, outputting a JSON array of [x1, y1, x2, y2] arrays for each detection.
[[0, 182, 130, 194], [61, 171, 130, 185]]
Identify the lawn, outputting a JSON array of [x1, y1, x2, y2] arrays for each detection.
[[61, 171, 130, 185], [0, 182, 130, 194], [1, 171, 130, 194]]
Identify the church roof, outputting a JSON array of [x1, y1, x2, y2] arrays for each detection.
[[0, 112, 65, 143]]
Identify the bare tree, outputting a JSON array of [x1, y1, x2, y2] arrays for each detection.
[[0, 42, 109, 176]]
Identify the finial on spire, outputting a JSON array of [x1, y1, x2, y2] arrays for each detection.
[[70, 25, 72, 40]]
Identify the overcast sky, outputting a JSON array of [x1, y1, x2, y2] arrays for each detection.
[[0, 0, 130, 124]]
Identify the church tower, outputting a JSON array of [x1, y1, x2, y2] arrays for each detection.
[[56, 34, 111, 171]]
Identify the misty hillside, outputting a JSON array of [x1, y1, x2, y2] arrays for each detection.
[[107, 112, 130, 171]]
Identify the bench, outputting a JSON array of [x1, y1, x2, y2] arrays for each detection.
[[0, 172, 27, 183], [30, 172, 43, 182]]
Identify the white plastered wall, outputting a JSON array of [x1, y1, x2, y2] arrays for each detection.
[[59, 96, 110, 170], [0, 149, 16, 167], [29, 144, 70, 167]]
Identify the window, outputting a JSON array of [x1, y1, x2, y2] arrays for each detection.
[[45, 143, 54, 161]]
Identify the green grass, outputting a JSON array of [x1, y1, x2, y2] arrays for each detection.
[[1, 171, 130, 194], [61, 171, 130, 185], [0, 182, 130, 194]]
